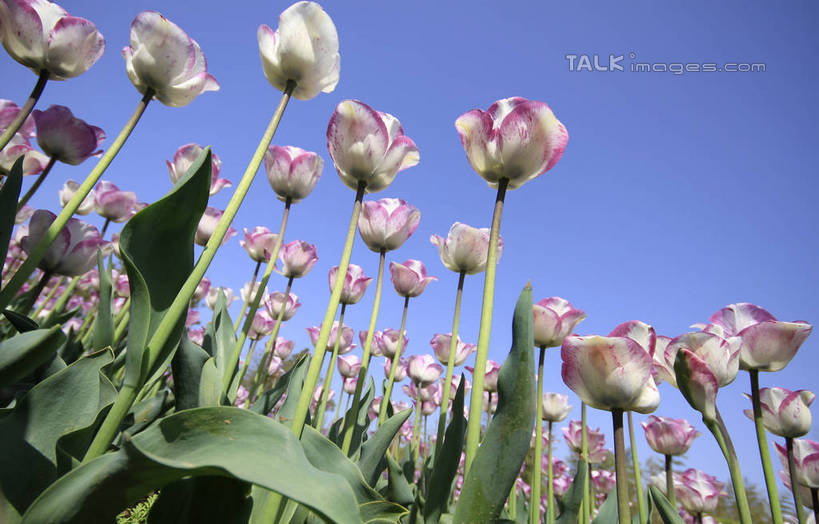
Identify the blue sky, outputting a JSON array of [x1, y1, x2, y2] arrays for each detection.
[[4, 0, 818, 496]]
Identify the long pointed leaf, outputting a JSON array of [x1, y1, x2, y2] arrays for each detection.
[[648, 486, 685, 524], [358, 407, 413, 487], [0, 326, 65, 387], [0, 157, 24, 279], [93, 251, 114, 351]]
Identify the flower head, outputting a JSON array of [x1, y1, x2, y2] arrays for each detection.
[[533, 297, 586, 348], [641, 415, 700, 456], [58, 180, 95, 215], [205, 286, 235, 310], [374, 328, 408, 359], [430, 333, 476, 367], [358, 198, 420, 252], [541, 392, 572, 422], [329, 263, 372, 305], [430, 222, 502, 275], [408, 354, 443, 386], [389, 259, 436, 298], [94, 181, 137, 223], [264, 291, 301, 321], [743, 387, 814, 438], [240, 226, 278, 263], [264, 145, 323, 203], [167, 144, 230, 195], [21, 209, 104, 276], [32, 105, 104, 165], [278, 240, 318, 278]]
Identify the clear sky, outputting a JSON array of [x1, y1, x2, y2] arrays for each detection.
[[4, 0, 818, 497]]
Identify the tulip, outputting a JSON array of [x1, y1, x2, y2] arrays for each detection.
[[21, 209, 104, 277], [777, 439, 819, 522], [192, 277, 210, 302], [32, 105, 104, 165], [271, 337, 293, 360], [167, 144, 231, 195], [240, 281, 268, 305], [562, 421, 610, 464], [15, 206, 33, 225], [267, 355, 283, 377], [652, 335, 674, 386], [327, 100, 420, 193], [123, 11, 219, 107], [328, 263, 372, 305], [374, 328, 409, 359], [542, 393, 572, 423], [539, 392, 571, 523], [240, 226, 279, 263], [609, 320, 656, 356], [113, 272, 130, 298], [667, 332, 740, 389], [389, 259, 436, 298], [430, 333, 476, 367], [307, 322, 354, 354], [676, 468, 726, 517], [264, 145, 323, 203], [358, 198, 420, 252], [430, 222, 503, 275], [94, 181, 137, 223], [383, 357, 408, 382], [642, 415, 700, 456], [337, 354, 361, 379], [743, 387, 814, 439], [277, 240, 318, 278], [408, 354, 443, 386], [591, 470, 616, 495], [248, 310, 276, 340], [531, 298, 587, 349], [187, 327, 204, 346], [467, 359, 501, 393], [258, 1, 339, 100], [205, 286, 235, 309], [0, 100, 35, 137], [196, 207, 236, 246], [264, 291, 300, 321], [58, 180, 95, 215], [0, 132, 49, 175], [403, 381, 439, 403]]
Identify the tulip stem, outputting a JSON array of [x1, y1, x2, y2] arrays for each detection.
[[0, 70, 48, 152], [509, 483, 517, 520], [112, 311, 130, 346], [435, 270, 466, 457], [749, 370, 784, 524], [236, 338, 259, 388], [581, 402, 590, 523], [83, 385, 136, 461], [786, 437, 807, 524], [30, 275, 64, 319], [41, 274, 79, 325], [411, 380, 423, 460], [628, 411, 647, 523], [0, 90, 153, 311], [703, 415, 752, 524], [17, 156, 56, 211], [234, 260, 262, 332], [464, 177, 508, 474], [315, 303, 346, 431], [665, 454, 677, 510], [342, 247, 386, 452], [612, 410, 631, 524], [530, 345, 547, 524], [16, 269, 52, 317], [249, 274, 294, 402], [378, 295, 410, 426], [547, 421, 555, 524]]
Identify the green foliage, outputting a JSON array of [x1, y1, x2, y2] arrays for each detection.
[[555, 460, 588, 524], [0, 326, 65, 387], [93, 252, 114, 351], [0, 157, 23, 280]]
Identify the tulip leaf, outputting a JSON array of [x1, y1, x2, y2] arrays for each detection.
[[358, 501, 410, 523], [555, 460, 588, 524], [0, 326, 66, 387], [425, 376, 467, 523], [120, 147, 211, 390], [147, 476, 252, 524], [202, 291, 236, 395], [454, 284, 536, 524], [0, 349, 116, 521], [329, 377, 375, 458], [0, 157, 23, 279], [648, 486, 685, 524], [275, 353, 310, 425], [2, 309, 39, 332], [250, 355, 307, 416], [21, 407, 360, 524], [385, 453, 415, 506], [93, 251, 114, 351], [121, 389, 171, 439], [591, 488, 617, 523], [199, 357, 221, 407], [358, 407, 413, 486], [171, 335, 212, 411]]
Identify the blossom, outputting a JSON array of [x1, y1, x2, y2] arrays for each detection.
[[0, 100, 35, 137], [408, 354, 443, 386], [58, 180, 95, 215], [383, 357, 408, 382], [327, 99, 419, 193], [192, 277, 210, 302], [0, 132, 49, 175], [264, 291, 301, 321], [273, 337, 294, 359], [743, 387, 814, 438], [358, 198, 420, 252], [240, 226, 278, 263], [31, 105, 104, 165], [257, 1, 339, 100], [328, 263, 371, 305], [240, 281, 267, 305], [430, 333, 476, 367], [195, 207, 236, 246], [641, 415, 700, 456], [609, 320, 656, 357], [264, 145, 323, 203], [94, 181, 137, 223], [430, 222, 503, 275], [533, 297, 586, 348], [467, 359, 501, 393], [389, 259, 436, 298], [205, 286, 235, 309], [562, 420, 610, 463], [455, 97, 568, 190], [21, 209, 104, 276], [676, 468, 725, 515], [374, 329, 408, 359], [0, 0, 105, 79], [307, 322, 354, 354], [248, 310, 275, 340], [775, 438, 819, 488], [123, 11, 219, 106], [541, 392, 572, 422], [337, 354, 360, 379], [277, 240, 317, 278], [167, 144, 230, 195]]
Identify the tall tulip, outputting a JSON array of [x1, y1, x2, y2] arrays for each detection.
[[358, 198, 420, 252], [642, 415, 701, 509], [264, 145, 323, 203], [167, 144, 231, 195], [328, 263, 371, 305], [278, 240, 318, 278]]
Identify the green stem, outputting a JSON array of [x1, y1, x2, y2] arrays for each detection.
[[628, 411, 647, 523], [464, 177, 508, 474], [435, 271, 466, 454], [341, 248, 386, 452], [236, 338, 259, 388], [378, 295, 410, 425], [234, 260, 262, 332], [0, 70, 48, 152], [83, 385, 136, 460], [547, 421, 554, 524], [17, 269, 52, 317], [509, 482, 517, 520], [750, 370, 784, 524], [0, 90, 152, 310], [787, 437, 807, 524], [31, 274, 64, 319], [334, 390, 346, 423], [411, 381, 423, 459], [17, 156, 56, 211], [581, 402, 590, 524], [665, 454, 677, 510], [703, 416, 752, 524], [612, 410, 631, 524], [112, 311, 130, 346], [531, 346, 546, 524], [112, 296, 131, 327], [76, 307, 95, 338], [315, 303, 346, 430], [250, 274, 295, 401]]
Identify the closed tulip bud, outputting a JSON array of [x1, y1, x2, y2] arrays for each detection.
[[743, 387, 814, 438], [342, 377, 357, 395], [310, 386, 334, 413], [267, 355, 283, 377], [541, 392, 572, 422], [358, 198, 420, 252], [430, 333, 476, 367], [123, 11, 219, 107], [58, 180, 95, 215], [196, 207, 236, 246], [337, 354, 361, 379], [327, 100, 420, 193], [273, 337, 294, 359], [384, 356, 408, 382], [21, 209, 104, 276], [167, 144, 230, 195], [374, 328, 409, 358], [249, 310, 276, 340], [206, 286, 236, 310], [676, 469, 725, 515], [307, 322, 355, 354], [0, 133, 49, 175], [240, 226, 278, 263], [455, 97, 568, 190], [240, 281, 267, 304], [641, 415, 700, 456], [328, 263, 371, 305], [533, 297, 586, 348], [0, 100, 35, 138], [278, 240, 317, 278], [430, 222, 502, 275], [666, 332, 740, 388], [192, 277, 210, 302], [31, 105, 104, 165], [389, 259, 436, 298], [264, 145, 323, 203], [0, 0, 105, 79], [264, 291, 300, 321], [94, 181, 136, 223], [408, 354, 443, 386], [674, 348, 720, 421]]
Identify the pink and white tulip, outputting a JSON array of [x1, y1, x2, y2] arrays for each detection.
[[374, 328, 408, 359], [430, 222, 503, 275], [195, 207, 236, 246], [192, 277, 210, 302], [0, 132, 49, 175], [94, 181, 137, 223], [58, 180, 95, 215], [278, 240, 317, 278], [264, 291, 301, 321], [563, 421, 611, 463], [240, 281, 267, 305], [743, 387, 815, 438], [666, 332, 740, 387], [307, 322, 355, 354], [358, 198, 420, 252], [389, 259, 436, 298], [676, 468, 726, 515], [383, 357, 408, 382], [609, 320, 656, 357], [408, 354, 443, 386], [264, 145, 323, 203], [430, 333, 476, 367], [0, 100, 35, 137], [167, 144, 230, 195], [776, 438, 819, 488], [240, 226, 278, 263], [32, 105, 104, 165], [206, 286, 235, 309], [21, 209, 104, 276], [541, 392, 572, 422], [337, 354, 361, 379], [533, 297, 586, 348], [273, 337, 294, 359], [329, 263, 372, 305], [467, 359, 502, 393], [248, 310, 276, 340], [641, 415, 700, 456]]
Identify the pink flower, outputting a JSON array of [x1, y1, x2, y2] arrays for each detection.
[[389, 259, 436, 298], [31, 105, 104, 165], [0, 132, 49, 175], [533, 297, 586, 348], [0, 0, 105, 79], [676, 468, 726, 515], [403, 381, 440, 403], [455, 97, 568, 190], [196, 207, 236, 246], [278, 240, 318, 278], [205, 286, 235, 309], [58, 180, 95, 215], [327, 99, 419, 193], [267, 355, 283, 377], [0, 100, 35, 138], [240, 226, 278, 263], [407, 354, 443, 386], [94, 181, 137, 223], [307, 322, 355, 354], [264, 145, 323, 202], [328, 263, 371, 305], [641, 415, 700, 456], [562, 420, 610, 464], [482, 390, 498, 414], [264, 291, 301, 321], [342, 377, 358, 395], [123, 11, 219, 107], [591, 470, 616, 494], [775, 438, 819, 488], [187, 327, 204, 346], [446, 374, 471, 401], [430, 333, 476, 367], [192, 277, 211, 302], [358, 198, 420, 252], [184, 308, 199, 327], [21, 209, 104, 276], [337, 354, 361, 379], [113, 272, 129, 298], [273, 337, 294, 359], [743, 387, 814, 438], [609, 320, 656, 357], [15, 205, 34, 224], [383, 356, 408, 382], [248, 310, 275, 340], [167, 144, 230, 195], [374, 328, 409, 358], [240, 281, 267, 305], [430, 222, 503, 275], [467, 359, 501, 393], [541, 392, 572, 422], [651, 335, 674, 386]]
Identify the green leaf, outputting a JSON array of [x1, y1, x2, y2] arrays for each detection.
[[648, 486, 685, 524], [358, 407, 413, 487], [592, 487, 617, 524], [424, 375, 467, 523], [2, 309, 39, 333], [93, 252, 114, 351], [121, 389, 171, 439], [275, 353, 310, 425], [555, 461, 588, 524], [0, 326, 66, 387], [120, 147, 211, 390], [171, 336, 211, 411], [385, 453, 414, 507], [0, 157, 24, 279], [329, 377, 375, 459], [359, 500, 410, 523], [0, 349, 116, 521], [199, 357, 221, 407], [201, 290, 236, 400], [453, 285, 536, 524], [250, 355, 307, 416], [21, 407, 360, 524], [147, 476, 252, 524]]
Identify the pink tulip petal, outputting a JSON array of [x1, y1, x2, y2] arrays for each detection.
[[738, 320, 812, 372], [46, 16, 105, 79]]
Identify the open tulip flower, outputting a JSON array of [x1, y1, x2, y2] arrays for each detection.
[[328, 263, 371, 305], [264, 145, 323, 203], [408, 354, 443, 386], [196, 207, 236, 246], [642, 415, 700, 456], [277, 240, 318, 278], [776, 439, 819, 489], [123, 11, 219, 107], [264, 291, 301, 321], [248, 310, 276, 340], [609, 320, 656, 357], [206, 286, 235, 309], [59, 180, 95, 215], [375, 328, 409, 359], [562, 420, 610, 464], [358, 198, 420, 252], [192, 277, 210, 302], [389, 259, 436, 298], [21, 209, 104, 276], [455, 97, 568, 190], [743, 387, 814, 438], [32, 105, 104, 165], [94, 181, 137, 223], [15, 206, 34, 224], [676, 468, 726, 517], [0, 132, 49, 175], [533, 297, 586, 348], [430, 333, 476, 367], [430, 222, 503, 275], [337, 354, 361, 379], [541, 392, 572, 423], [327, 100, 420, 193], [167, 144, 231, 195]]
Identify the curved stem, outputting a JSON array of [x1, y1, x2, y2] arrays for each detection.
[[112, 311, 130, 346], [412, 381, 422, 459], [612, 410, 631, 524], [628, 411, 647, 524], [236, 338, 259, 388], [0, 91, 153, 310], [787, 437, 807, 524], [250, 275, 295, 401], [17, 156, 56, 211], [703, 416, 752, 523], [234, 260, 262, 332], [315, 303, 346, 430], [665, 454, 677, 510], [378, 295, 410, 425], [750, 370, 784, 524], [530, 346, 546, 524], [464, 177, 508, 474], [435, 271, 466, 454], [581, 402, 590, 523], [30, 274, 64, 319], [333, 390, 346, 423], [0, 70, 48, 152], [547, 421, 554, 524], [83, 385, 136, 460]]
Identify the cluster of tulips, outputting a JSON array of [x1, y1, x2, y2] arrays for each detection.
[[0, 1, 815, 524]]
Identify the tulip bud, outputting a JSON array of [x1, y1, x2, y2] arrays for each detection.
[[430, 222, 503, 275], [167, 144, 230, 195], [641, 415, 700, 456], [562, 420, 611, 464], [307, 322, 354, 354], [541, 392, 572, 422], [264, 145, 323, 203], [384, 357, 408, 382], [533, 297, 586, 348], [337, 354, 361, 379], [206, 286, 236, 310], [329, 263, 372, 305], [430, 333, 476, 367], [408, 354, 443, 386], [358, 198, 420, 252], [375, 329, 409, 359], [0, 133, 49, 175], [0, 100, 35, 138], [240, 226, 278, 263], [192, 277, 211, 302], [264, 291, 301, 321], [273, 337, 294, 359], [94, 181, 137, 223], [743, 387, 815, 438], [775, 438, 819, 489], [389, 259, 436, 298], [278, 240, 318, 278], [32, 105, 104, 165], [249, 310, 276, 340], [196, 207, 236, 246], [59, 180, 95, 215]]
